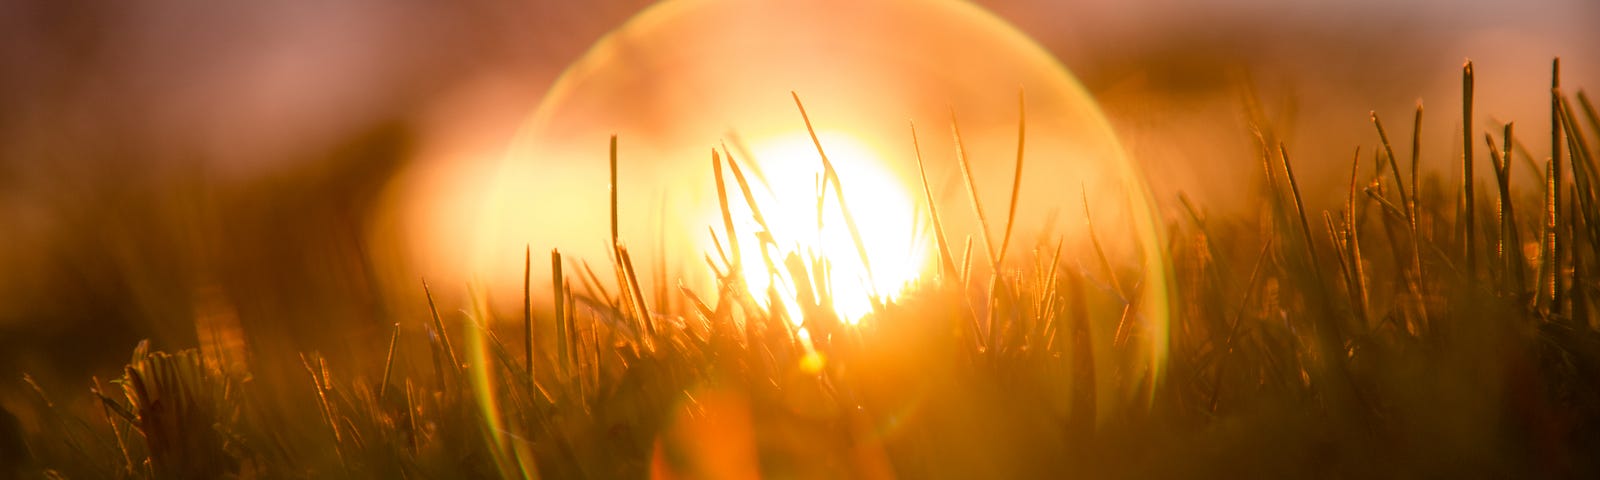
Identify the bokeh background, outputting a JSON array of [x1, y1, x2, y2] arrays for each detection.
[[1, 0, 1595, 403]]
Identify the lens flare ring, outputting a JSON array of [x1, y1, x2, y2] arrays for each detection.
[[471, 0, 1172, 433]]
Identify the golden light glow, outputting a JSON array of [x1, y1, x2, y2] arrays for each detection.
[[796, 327, 827, 374], [723, 131, 927, 323], [453, 0, 1172, 424]]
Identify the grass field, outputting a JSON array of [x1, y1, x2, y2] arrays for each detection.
[[6, 60, 1600, 479]]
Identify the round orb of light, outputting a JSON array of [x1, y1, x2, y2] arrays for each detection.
[[478, 0, 1169, 412]]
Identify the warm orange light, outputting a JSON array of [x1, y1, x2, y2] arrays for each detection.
[[722, 131, 927, 323], [796, 327, 827, 373], [445, 0, 1174, 424]]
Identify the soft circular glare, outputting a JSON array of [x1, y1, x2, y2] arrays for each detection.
[[732, 131, 925, 322], [478, 0, 1171, 416]]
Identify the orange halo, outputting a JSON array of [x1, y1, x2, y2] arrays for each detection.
[[469, 0, 1171, 429]]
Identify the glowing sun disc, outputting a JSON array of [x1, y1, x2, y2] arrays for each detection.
[[726, 130, 928, 322]]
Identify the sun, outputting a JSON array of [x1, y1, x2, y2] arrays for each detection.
[[441, 0, 1172, 416], [719, 130, 927, 323]]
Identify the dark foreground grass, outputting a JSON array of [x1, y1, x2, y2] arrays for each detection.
[[9, 61, 1600, 479]]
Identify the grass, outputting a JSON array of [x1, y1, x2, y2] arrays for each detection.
[[8, 60, 1600, 479]]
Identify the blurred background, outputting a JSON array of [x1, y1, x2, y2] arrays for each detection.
[[1, 0, 1595, 401]]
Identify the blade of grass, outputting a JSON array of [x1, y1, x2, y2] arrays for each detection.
[[712, 149, 742, 274], [1363, 187, 1410, 223], [90, 377, 136, 476], [1406, 104, 1428, 326], [1358, 115, 1423, 319], [703, 252, 727, 281], [1324, 211, 1357, 320], [960, 235, 974, 292], [299, 353, 348, 470], [1560, 94, 1598, 206], [910, 122, 959, 280], [609, 134, 619, 248], [577, 259, 615, 307], [1579, 91, 1600, 142], [707, 227, 732, 275], [1464, 61, 1479, 276], [679, 281, 717, 327], [724, 131, 775, 193], [1543, 152, 1558, 312], [793, 92, 880, 301], [724, 146, 773, 247], [950, 109, 1000, 272], [655, 192, 670, 316], [404, 379, 419, 454], [1560, 93, 1600, 294], [523, 246, 534, 379], [615, 244, 656, 341], [552, 249, 570, 378], [1570, 192, 1588, 323], [1345, 148, 1370, 322], [1178, 192, 1206, 229], [1279, 143, 1327, 284], [1371, 111, 1412, 222], [1502, 135, 1551, 196], [1178, 191, 1247, 305], [1038, 237, 1066, 342], [379, 322, 400, 400], [423, 279, 461, 382], [1412, 103, 1424, 224], [998, 90, 1028, 265], [1488, 126, 1527, 298], [722, 146, 792, 302], [1549, 58, 1564, 314]]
